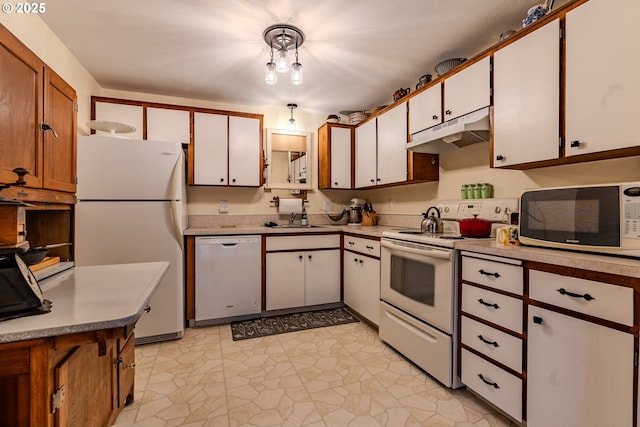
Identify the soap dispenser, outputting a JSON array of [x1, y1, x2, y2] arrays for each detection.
[[301, 206, 308, 226]]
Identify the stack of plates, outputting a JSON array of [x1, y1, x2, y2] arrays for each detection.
[[340, 110, 369, 125]]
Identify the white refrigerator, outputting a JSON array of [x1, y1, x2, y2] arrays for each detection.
[[75, 135, 186, 344]]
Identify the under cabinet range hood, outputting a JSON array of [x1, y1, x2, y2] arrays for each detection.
[[407, 107, 490, 154]]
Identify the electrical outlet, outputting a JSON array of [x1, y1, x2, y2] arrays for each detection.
[[387, 199, 393, 210], [324, 201, 334, 211]]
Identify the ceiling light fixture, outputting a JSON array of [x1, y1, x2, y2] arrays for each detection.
[[287, 103, 297, 130], [263, 24, 305, 86]]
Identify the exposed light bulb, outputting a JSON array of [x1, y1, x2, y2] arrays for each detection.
[[265, 61, 277, 85], [289, 117, 296, 130], [291, 62, 303, 85], [276, 49, 289, 73]]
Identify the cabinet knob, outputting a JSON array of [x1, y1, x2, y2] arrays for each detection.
[[232, 178, 236, 183], [353, 258, 358, 262], [299, 255, 303, 261], [370, 179, 375, 183], [376, 178, 381, 182], [308, 255, 312, 261], [570, 140, 581, 148], [533, 316, 543, 325], [144, 305, 151, 313], [445, 110, 452, 116], [219, 178, 224, 183], [359, 259, 363, 264], [334, 182, 338, 185], [496, 155, 505, 161], [432, 115, 438, 120]]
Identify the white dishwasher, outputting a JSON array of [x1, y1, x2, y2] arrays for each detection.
[[194, 235, 261, 326]]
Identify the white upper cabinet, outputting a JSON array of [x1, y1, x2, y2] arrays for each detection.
[[409, 83, 442, 135], [193, 112, 228, 185], [443, 56, 491, 121], [376, 102, 407, 185], [355, 119, 377, 188], [493, 19, 560, 167], [228, 115, 261, 186], [94, 102, 143, 139], [565, 0, 640, 156], [146, 107, 191, 144], [330, 126, 352, 189]]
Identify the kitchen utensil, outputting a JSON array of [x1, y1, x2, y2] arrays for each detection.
[[458, 215, 492, 237], [421, 207, 443, 233], [21, 248, 48, 265], [435, 58, 467, 76], [324, 209, 347, 222], [393, 88, 410, 102]]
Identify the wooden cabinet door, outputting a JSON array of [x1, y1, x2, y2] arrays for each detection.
[[266, 251, 305, 310], [409, 83, 442, 135], [354, 119, 377, 188], [228, 115, 260, 186], [0, 25, 43, 188], [565, 0, 640, 156], [93, 102, 143, 140], [493, 19, 560, 167], [443, 56, 490, 120], [147, 107, 191, 144], [43, 69, 77, 193], [54, 344, 114, 427], [330, 126, 352, 189], [527, 306, 634, 427], [193, 112, 228, 185], [304, 249, 340, 306], [376, 102, 407, 185]]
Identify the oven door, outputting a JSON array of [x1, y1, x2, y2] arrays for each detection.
[[380, 238, 455, 334]]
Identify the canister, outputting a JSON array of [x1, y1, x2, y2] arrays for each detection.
[[481, 183, 493, 198], [473, 183, 482, 199], [461, 184, 468, 199]]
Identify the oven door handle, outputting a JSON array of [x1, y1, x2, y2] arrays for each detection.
[[381, 240, 452, 260]]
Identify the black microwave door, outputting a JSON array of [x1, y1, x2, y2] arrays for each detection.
[[520, 186, 620, 247]]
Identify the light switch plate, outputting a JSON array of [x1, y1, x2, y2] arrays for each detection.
[[219, 200, 228, 213]]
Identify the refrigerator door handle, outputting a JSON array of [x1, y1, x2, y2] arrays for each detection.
[[170, 151, 184, 250]]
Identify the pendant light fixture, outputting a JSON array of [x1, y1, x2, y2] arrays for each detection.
[[287, 103, 297, 130], [263, 24, 305, 85]]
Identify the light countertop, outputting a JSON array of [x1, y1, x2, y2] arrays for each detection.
[[185, 224, 401, 239], [0, 261, 169, 344], [457, 240, 640, 278]]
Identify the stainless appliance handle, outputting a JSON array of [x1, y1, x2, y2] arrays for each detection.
[[381, 239, 452, 260], [169, 151, 184, 250]]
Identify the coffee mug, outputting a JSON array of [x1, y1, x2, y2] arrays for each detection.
[[496, 226, 519, 245]]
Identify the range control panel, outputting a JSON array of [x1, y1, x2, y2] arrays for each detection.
[[436, 198, 519, 223]]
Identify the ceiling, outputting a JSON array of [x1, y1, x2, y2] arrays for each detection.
[[40, 0, 566, 117]]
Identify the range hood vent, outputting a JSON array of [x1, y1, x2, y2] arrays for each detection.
[[407, 107, 490, 154]]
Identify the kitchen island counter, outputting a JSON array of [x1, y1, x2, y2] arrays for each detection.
[[0, 261, 169, 344], [456, 240, 640, 278]]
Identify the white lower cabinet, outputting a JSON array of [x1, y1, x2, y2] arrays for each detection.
[[527, 305, 634, 427], [343, 236, 380, 325], [265, 235, 340, 311]]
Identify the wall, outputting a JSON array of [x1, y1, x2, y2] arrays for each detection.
[[4, 15, 638, 220]]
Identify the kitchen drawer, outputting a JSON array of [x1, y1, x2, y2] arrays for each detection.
[[461, 349, 522, 422], [461, 315, 522, 372], [529, 270, 634, 327], [266, 234, 340, 251], [344, 235, 380, 257], [462, 255, 523, 295], [462, 284, 523, 333]]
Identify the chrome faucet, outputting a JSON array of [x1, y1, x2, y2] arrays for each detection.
[[289, 212, 297, 226]]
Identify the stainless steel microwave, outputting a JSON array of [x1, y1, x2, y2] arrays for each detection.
[[519, 183, 640, 256]]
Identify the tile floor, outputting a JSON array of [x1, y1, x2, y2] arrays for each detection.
[[114, 320, 516, 427]]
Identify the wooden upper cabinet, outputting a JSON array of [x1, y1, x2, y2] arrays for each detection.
[[43, 69, 77, 193], [0, 24, 43, 189]]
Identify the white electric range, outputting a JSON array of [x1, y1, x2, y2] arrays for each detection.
[[379, 198, 518, 388]]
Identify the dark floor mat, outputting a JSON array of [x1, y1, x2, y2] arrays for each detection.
[[230, 307, 359, 341]]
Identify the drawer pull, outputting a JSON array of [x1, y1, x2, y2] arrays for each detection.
[[477, 335, 499, 347], [478, 298, 500, 309], [478, 373, 500, 389], [366, 245, 374, 250], [533, 316, 544, 325], [348, 241, 355, 245], [557, 288, 595, 301], [479, 269, 500, 278]]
